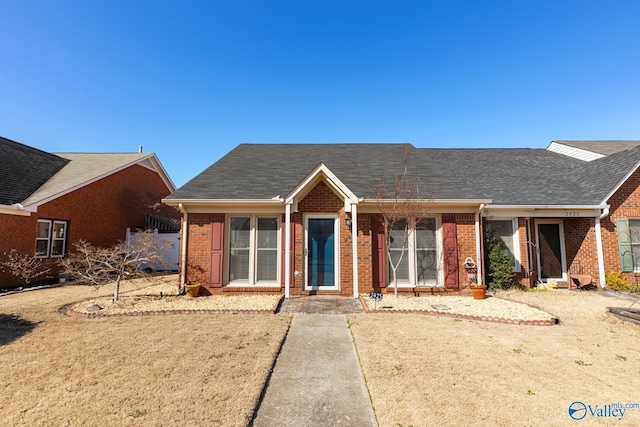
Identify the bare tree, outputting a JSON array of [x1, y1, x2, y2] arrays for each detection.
[[374, 144, 436, 297], [0, 250, 51, 287], [60, 230, 170, 301]]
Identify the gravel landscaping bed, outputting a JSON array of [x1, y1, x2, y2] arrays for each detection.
[[360, 294, 557, 323], [67, 281, 283, 316]]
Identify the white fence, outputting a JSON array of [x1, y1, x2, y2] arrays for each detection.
[[126, 228, 180, 272]]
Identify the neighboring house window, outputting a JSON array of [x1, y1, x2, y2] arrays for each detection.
[[617, 218, 640, 272], [228, 216, 279, 284], [36, 219, 68, 258], [388, 217, 440, 286], [485, 219, 521, 272]]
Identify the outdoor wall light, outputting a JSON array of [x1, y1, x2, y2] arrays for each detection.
[[345, 215, 352, 227]]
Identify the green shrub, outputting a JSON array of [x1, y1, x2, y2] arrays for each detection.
[[485, 233, 516, 290], [605, 271, 633, 292]]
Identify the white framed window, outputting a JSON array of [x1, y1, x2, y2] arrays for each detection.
[[627, 219, 640, 271], [227, 216, 280, 285], [485, 218, 521, 272], [35, 219, 68, 258], [388, 217, 441, 287]]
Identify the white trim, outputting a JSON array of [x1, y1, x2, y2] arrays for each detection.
[[351, 204, 359, 298], [594, 216, 606, 287], [178, 203, 188, 287], [0, 204, 31, 216], [599, 160, 640, 205], [224, 215, 281, 286], [475, 207, 483, 286], [304, 214, 340, 291], [546, 141, 605, 161], [485, 218, 522, 273], [27, 153, 175, 210], [285, 203, 291, 298], [285, 163, 359, 209], [386, 215, 443, 288], [534, 219, 568, 282], [484, 205, 604, 218]]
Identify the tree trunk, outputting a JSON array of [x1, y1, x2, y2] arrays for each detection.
[[113, 275, 122, 301]]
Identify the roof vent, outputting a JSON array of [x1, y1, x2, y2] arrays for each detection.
[[138, 145, 143, 153]]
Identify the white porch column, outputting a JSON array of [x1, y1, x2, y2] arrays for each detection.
[[595, 215, 606, 288], [351, 204, 359, 298], [285, 203, 291, 298], [475, 210, 483, 286]]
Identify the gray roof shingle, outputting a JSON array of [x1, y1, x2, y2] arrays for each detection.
[[0, 136, 69, 205], [167, 143, 640, 206]]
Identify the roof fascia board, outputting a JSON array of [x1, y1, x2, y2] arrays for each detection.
[[0, 205, 32, 216], [484, 204, 607, 218], [164, 199, 285, 212], [146, 155, 176, 192], [599, 160, 640, 204], [25, 154, 168, 210]]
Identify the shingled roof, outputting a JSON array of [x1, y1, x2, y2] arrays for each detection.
[[0, 136, 69, 206], [168, 142, 640, 206]]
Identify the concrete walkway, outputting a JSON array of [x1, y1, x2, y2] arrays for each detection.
[[251, 313, 377, 427]]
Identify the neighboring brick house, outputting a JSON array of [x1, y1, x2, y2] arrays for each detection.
[[0, 136, 177, 287], [164, 142, 640, 298]]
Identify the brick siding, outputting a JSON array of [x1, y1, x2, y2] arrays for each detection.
[[0, 164, 175, 287]]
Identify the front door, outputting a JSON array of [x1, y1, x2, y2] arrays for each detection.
[[305, 216, 339, 290], [536, 221, 567, 281]]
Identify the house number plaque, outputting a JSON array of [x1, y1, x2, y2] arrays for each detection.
[[369, 291, 383, 310]]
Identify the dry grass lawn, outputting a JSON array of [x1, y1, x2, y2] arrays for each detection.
[[0, 277, 291, 426], [349, 290, 640, 427]]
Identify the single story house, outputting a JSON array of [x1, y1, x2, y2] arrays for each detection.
[[163, 141, 640, 297], [0, 136, 178, 287]]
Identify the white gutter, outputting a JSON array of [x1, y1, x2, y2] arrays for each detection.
[[485, 204, 606, 210], [475, 204, 485, 286], [595, 206, 610, 288], [178, 203, 188, 289], [0, 203, 31, 216], [351, 203, 359, 298]]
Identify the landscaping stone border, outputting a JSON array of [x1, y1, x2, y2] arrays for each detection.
[[358, 296, 559, 326], [65, 294, 285, 319]]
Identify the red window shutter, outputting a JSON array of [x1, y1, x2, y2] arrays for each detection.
[[210, 217, 224, 287], [280, 215, 295, 288], [442, 215, 459, 289], [371, 214, 386, 289]]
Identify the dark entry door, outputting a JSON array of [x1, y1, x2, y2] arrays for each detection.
[[537, 223, 564, 279], [307, 218, 336, 287]]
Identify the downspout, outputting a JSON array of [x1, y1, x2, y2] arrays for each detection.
[[475, 204, 485, 286], [595, 206, 610, 288], [178, 203, 188, 289]]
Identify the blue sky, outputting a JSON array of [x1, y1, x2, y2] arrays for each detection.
[[2, 1, 640, 188]]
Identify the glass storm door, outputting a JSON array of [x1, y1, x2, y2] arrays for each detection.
[[306, 217, 337, 288], [536, 222, 566, 280]]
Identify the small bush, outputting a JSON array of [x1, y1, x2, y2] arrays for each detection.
[[605, 271, 633, 292], [485, 234, 515, 290]]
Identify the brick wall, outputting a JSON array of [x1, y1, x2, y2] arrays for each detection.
[[455, 213, 476, 288], [601, 168, 640, 283], [185, 213, 218, 288], [0, 164, 175, 287]]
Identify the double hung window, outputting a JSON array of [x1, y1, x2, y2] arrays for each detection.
[[36, 219, 68, 258], [228, 216, 279, 285], [388, 217, 439, 286]]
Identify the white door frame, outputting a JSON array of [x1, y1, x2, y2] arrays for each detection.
[[535, 219, 567, 282], [304, 214, 340, 291]]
